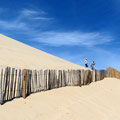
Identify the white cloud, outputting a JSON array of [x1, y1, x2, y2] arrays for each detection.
[[32, 17, 53, 20], [21, 9, 43, 16], [0, 20, 28, 30], [20, 9, 50, 20], [0, 8, 52, 31], [33, 31, 113, 46], [0, 8, 114, 48]]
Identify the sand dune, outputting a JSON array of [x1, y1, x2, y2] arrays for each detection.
[[0, 34, 86, 70], [1, 34, 119, 120], [0, 78, 120, 120]]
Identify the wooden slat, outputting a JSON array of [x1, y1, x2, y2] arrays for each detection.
[[17, 69, 22, 97], [6, 67, 10, 101], [81, 69, 84, 86], [78, 70, 81, 87], [58, 70, 62, 87], [26, 70, 32, 96], [61, 70, 64, 87], [44, 70, 47, 91], [5, 67, 9, 101], [13, 69, 17, 98], [106, 67, 120, 79], [0, 69, 3, 104], [54, 70, 57, 88], [22, 69, 27, 99], [92, 70, 95, 82], [100, 70, 106, 80], [9, 68, 15, 100], [39, 70, 43, 91], [31, 70, 34, 93], [37, 70, 41, 91], [34, 70, 37, 92]]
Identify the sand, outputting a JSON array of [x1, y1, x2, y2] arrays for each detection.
[[0, 34, 86, 70], [0, 78, 120, 120]]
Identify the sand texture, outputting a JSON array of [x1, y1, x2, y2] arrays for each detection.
[[0, 78, 120, 120], [0, 34, 86, 70]]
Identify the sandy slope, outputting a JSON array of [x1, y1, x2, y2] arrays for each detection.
[[0, 34, 86, 70], [0, 78, 120, 120]]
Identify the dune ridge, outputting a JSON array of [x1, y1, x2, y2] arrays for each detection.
[[0, 34, 86, 70]]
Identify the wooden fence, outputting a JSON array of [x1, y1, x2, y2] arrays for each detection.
[[106, 67, 120, 79], [0, 67, 106, 104]]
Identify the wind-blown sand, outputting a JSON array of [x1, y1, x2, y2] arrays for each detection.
[[0, 34, 86, 70], [0, 78, 120, 120]]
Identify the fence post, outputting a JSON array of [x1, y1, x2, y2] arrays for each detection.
[[22, 69, 27, 99], [92, 70, 95, 82], [0, 69, 3, 104], [100, 70, 106, 80]]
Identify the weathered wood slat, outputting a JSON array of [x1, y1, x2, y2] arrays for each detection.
[[6, 67, 10, 101], [58, 70, 62, 88], [100, 70, 106, 80], [49, 70, 53, 89], [95, 70, 100, 81], [54, 70, 58, 88], [17, 69, 22, 97], [22, 69, 27, 99], [13, 69, 17, 98], [40, 70, 44, 91], [26, 70, 32, 96], [9, 68, 14, 100], [3, 67, 9, 101], [63, 70, 67, 87], [78, 70, 81, 87], [44, 70, 47, 91], [92, 70, 95, 82], [37, 70, 41, 92], [0, 69, 3, 104], [37, 71, 41, 91], [34, 70, 37, 92], [81, 69, 84, 86], [31, 70, 34, 93], [62, 70, 65, 87], [106, 67, 120, 79]]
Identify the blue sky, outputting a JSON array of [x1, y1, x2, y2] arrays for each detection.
[[0, 0, 120, 70]]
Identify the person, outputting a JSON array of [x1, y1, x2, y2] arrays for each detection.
[[91, 61, 95, 70], [85, 58, 88, 68]]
